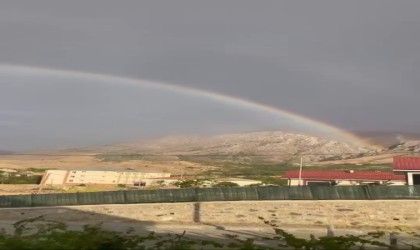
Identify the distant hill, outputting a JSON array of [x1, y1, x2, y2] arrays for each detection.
[[44, 131, 420, 165], [0, 150, 14, 155], [353, 131, 420, 147], [96, 131, 376, 163]]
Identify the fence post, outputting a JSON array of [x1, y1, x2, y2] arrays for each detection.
[[389, 232, 398, 249], [327, 225, 335, 237]]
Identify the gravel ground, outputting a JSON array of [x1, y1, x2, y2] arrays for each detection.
[[0, 220, 419, 249]]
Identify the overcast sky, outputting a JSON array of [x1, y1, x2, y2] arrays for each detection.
[[1, 1, 419, 151]]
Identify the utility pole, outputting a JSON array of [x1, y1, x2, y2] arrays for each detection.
[[298, 156, 303, 186]]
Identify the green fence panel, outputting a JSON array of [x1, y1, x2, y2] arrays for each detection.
[[7, 195, 32, 207], [58, 193, 80, 206], [216, 187, 237, 201], [368, 186, 393, 199], [124, 190, 173, 203], [48, 193, 79, 206], [310, 186, 340, 200], [226, 187, 259, 201], [172, 188, 197, 202], [32, 193, 56, 206], [2, 186, 420, 208], [124, 190, 144, 203], [145, 189, 174, 203], [284, 186, 313, 200], [196, 188, 225, 201], [256, 186, 287, 200], [77, 191, 126, 205], [77, 192, 99, 205], [100, 191, 126, 204], [0, 195, 13, 207], [368, 186, 420, 199], [334, 186, 368, 200], [413, 185, 420, 196], [394, 185, 420, 199]]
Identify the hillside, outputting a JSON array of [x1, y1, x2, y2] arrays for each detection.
[[1, 130, 420, 181], [353, 131, 420, 147], [97, 131, 377, 163]]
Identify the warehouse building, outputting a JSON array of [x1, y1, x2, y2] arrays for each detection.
[[40, 169, 171, 186]]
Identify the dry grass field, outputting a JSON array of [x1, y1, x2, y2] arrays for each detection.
[[0, 154, 212, 174]]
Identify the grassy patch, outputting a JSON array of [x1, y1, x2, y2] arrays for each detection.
[[315, 164, 392, 172], [0, 175, 42, 184], [199, 162, 294, 183], [96, 154, 146, 163], [25, 168, 53, 173]]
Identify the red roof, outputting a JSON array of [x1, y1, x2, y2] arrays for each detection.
[[393, 157, 420, 171], [281, 170, 405, 181]]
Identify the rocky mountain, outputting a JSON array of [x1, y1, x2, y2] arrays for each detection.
[[353, 131, 420, 147], [354, 131, 420, 153], [98, 131, 377, 163], [390, 140, 420, 153]]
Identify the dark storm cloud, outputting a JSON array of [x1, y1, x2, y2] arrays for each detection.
[[0, 0, 419, 150]]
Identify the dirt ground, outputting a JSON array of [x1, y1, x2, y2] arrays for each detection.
[[0, 218, 418, 249], [0, 154, 214, 174], [0, 184, 146, 195]]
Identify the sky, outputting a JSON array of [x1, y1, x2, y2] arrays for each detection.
[[0, 1, 419, 151]]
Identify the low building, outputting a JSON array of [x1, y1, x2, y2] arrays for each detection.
[[393, 156, 420, 185], [40, 169, 171, 186], [280, 170, 406, 186]]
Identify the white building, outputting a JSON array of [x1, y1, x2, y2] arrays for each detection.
[[40, 169, 171, 186]]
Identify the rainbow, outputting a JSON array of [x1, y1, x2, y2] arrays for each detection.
[[0, 64, 371, 147]]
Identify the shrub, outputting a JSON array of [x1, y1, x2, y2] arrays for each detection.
[[213, 181, 239, 187]]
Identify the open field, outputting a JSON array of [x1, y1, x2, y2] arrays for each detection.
[[0, 154, 214, 175]]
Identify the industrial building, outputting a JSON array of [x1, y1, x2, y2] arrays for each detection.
[[40, 169, 171, 186]]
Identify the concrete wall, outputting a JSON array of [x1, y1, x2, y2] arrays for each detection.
[[42, 170, 68, 185], [1, 200, 419, 231]]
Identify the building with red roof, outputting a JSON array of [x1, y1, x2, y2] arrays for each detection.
[[280, 170, 406, 186], [393, 156, 420, 185]]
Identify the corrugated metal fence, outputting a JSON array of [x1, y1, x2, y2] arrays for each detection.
[[1, 185, 420, 208]]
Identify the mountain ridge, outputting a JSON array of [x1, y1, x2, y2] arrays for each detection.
[[95, 131, 378, 163]]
